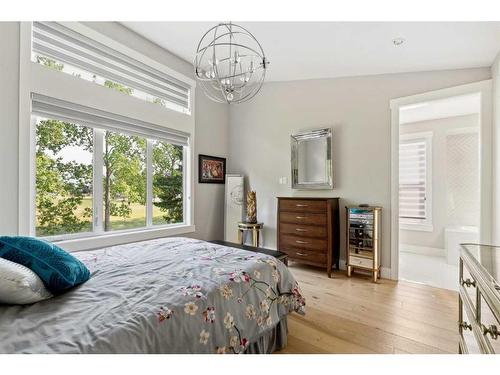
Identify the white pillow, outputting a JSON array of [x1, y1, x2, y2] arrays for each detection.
[[0, 257, 52, 304]]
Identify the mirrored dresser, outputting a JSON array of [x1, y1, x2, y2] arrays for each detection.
[[459, 244, 500, 354], [346, 206, 382, 282]]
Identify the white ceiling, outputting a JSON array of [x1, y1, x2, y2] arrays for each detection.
[[399, 93, 481, 125], [122, 22, 500, 82]]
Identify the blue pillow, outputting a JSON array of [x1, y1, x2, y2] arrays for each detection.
[[0, 236, 90, 294]]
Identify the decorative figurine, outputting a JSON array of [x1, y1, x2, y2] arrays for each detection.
[[246, 191, 257, 223]]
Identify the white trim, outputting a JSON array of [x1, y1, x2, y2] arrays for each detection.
[[399, 131, 433, 232], [390, 79, 493, 281], [146, 139, 153, 227], [28, 116, 37, 236], [93, 129, 104, 234], [55, 224, 196, 253]]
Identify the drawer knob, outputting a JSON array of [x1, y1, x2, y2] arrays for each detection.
[[295, 240, 308, 244], [296, 252, 307, 256], [296, 204, 308, 207], [461, 278, 476, 288], [482, 324, 499, 340], [459, 321, 472, 331]]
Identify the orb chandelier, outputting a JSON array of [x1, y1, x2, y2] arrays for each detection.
[[194, 22, 269, 104]]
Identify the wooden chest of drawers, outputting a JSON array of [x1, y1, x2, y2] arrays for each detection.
[[277, 197, 340, 277]]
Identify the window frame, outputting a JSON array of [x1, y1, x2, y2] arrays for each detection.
[[33, 115, 188, 243], [399, 131, 433, 232], [19, 22, 196, 251]]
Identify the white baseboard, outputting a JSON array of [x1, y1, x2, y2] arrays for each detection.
[[338, 259, 391, 280], [400, 244, 445, 257]]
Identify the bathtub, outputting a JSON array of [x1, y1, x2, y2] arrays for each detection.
[[445, 226, 479, 265]]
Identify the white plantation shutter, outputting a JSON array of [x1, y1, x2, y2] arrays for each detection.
[[399, 138, 429, 222]]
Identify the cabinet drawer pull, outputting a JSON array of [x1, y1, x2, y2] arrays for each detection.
[[296, 252, 307, 256], [295, 240, 308, 244], [296, 204, 308, 207], [295, 228, 308, 232], [482, 324, 499, 340], [461, 278, 476, 288], [295, 216, 306, 219], [459, 321, 472, 331]]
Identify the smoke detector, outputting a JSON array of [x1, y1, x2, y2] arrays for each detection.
[[392, 37, 405, 46]]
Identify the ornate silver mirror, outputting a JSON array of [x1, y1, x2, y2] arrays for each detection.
[[291, 128, 333, 190]]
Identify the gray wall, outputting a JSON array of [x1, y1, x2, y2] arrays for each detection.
[[399, 114, 479, 249], [0, 22, 229, 241], [228, 68, 491, 270], [0, 23, 20, 235], [190, 88, 229, 240]]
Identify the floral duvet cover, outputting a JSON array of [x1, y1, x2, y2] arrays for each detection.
[[0, 237, 305, 353]]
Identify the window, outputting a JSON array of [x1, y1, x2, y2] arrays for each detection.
[[102, 131, 147, 232], [35, 119, 93, 236], [32, 93, 189, 240], [399, 132, 433, 231], [152, 140, 184, 226], [32, 22, 191, 114], [21, 21, 195, 247]]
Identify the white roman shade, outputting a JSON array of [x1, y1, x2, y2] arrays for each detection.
[[31, 93, 189, 146], [32, 21, 191, 111], [399, 139, 428, 221]]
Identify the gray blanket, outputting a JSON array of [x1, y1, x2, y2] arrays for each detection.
[[0, 237, 305, 353]]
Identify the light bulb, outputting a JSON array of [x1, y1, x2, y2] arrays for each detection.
[[227, 92, 234, 101]]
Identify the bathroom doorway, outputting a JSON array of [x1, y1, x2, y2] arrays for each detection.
[[390, 81, 493, 288]]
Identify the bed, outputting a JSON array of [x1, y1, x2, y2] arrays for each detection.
[[0, 237, 305, 353]]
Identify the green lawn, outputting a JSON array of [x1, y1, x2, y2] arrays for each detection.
[[36, 196, 179, 236]]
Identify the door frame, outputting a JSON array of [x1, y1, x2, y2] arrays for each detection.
[[390, 80, 493, 280]]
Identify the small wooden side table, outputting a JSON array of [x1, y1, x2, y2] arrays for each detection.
[[237, 222, 263, 247]]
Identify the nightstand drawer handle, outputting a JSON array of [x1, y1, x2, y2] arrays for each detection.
[[296, 204, 308, 207], [296, 216, 306, 219], [461, 278, 476, 288], [295, 240, 308, 244], [459, 321, 472, 331], [296, 252, 307, 256], [482, 324, 499, 340], [295, 228, 308, 232]]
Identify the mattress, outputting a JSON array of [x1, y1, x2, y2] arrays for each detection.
[[0, 237, 305, 353]]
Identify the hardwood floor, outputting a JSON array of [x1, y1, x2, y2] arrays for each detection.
[[277, 264, 459, 354]]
